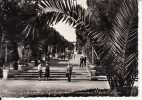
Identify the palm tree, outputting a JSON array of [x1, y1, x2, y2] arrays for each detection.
[[0, 0, 138, 96], [37, 0, 138, 96], [86, 0, 138, 96]]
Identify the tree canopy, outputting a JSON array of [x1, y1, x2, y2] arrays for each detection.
[[0, 0, 138, 96]]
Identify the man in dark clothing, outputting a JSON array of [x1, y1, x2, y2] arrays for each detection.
[[83, 56, 87, 66], [0, 67, 2, 78], [66, 62, 73, 82], [45, 61, 50, 80], [80, 56, 84, 68]]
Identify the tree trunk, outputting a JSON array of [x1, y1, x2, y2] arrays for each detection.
[[17, 43, 24, 61]]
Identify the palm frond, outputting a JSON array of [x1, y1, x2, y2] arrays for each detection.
[[110, 0, 137, 56], [38, 0, 90, 28], [105, 0, 138, 85]]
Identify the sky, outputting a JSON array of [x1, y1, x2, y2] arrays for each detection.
[[52, 0, 87, 42]]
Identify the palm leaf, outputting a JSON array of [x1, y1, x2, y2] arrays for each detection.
[[102, 0, 138, 89], [110, 0, 137, 55], [38, 0, 91, 28]]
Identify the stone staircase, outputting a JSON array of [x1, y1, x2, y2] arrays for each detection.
[[9, 64, 90, 81]]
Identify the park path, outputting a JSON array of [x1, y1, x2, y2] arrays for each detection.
[[47, 54, 90, 80], [0, 54, 111, 97], [8, 54, 90, 80]]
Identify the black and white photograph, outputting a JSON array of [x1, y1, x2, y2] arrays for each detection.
[[0, 0, 138, 98]]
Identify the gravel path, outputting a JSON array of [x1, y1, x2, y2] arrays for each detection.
[[0, 80, 110, 97]]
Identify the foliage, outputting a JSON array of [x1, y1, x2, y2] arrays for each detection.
[[0, 0, 73, 64], [30, 26, 73, 59], [0, 0, 138, 96], [86, 0, 138, 95], [37, 0, 138, 96]]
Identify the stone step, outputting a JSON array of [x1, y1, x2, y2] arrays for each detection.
[[14, 73, 89, 77], [16, 70, 88, 73], [12, 77, 89, 80], [16, 71, 88, 73], [14, 74, 89, 77], [10, 70, 88, 75], [14, 73, 88, 76], [9, 63, 90, 80], [11, 70, 90, 79], [9, 77, 90, 80]]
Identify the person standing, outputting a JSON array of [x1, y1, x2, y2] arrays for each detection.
[[18, 62, 22, 71], [0, 67, 2, 78], [74, 51, 77, 60], [80, 56, 83, 68], [62, 52, 65, 60], [84, 56, 87, 66], [38, 61, 42, 80], [42, 55, 46, 64], [66, 62, 73, 82], [45, 61, 50, 80]]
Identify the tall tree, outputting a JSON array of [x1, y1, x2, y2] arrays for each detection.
[[37, 0, 138, 96], [0, 0, 138, 96]]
